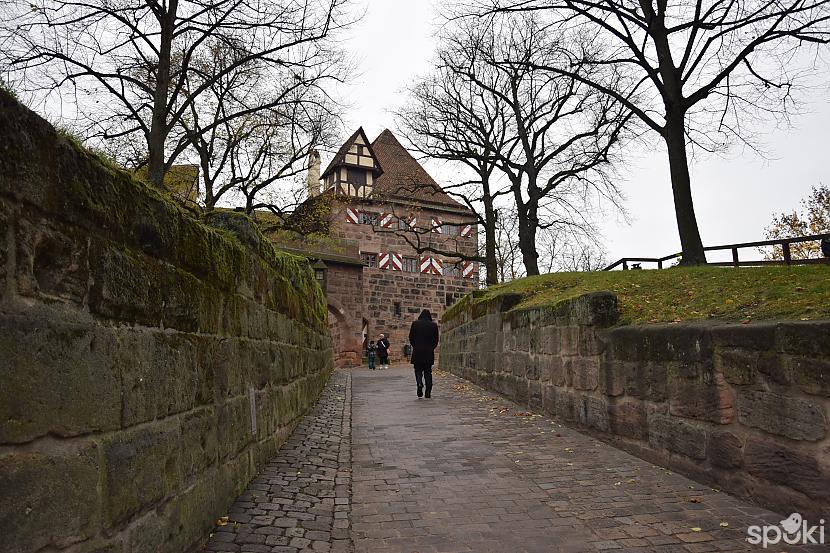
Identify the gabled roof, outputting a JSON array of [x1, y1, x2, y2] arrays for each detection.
[[370, 129, 463, 208], [320, 127, 382, 180]]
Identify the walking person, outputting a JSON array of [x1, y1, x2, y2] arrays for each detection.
[[377, 333, 390, 369], [367, 340, 377, 370], [408, 309, 439, 398]]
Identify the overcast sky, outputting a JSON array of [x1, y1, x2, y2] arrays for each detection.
[[337, 0, 830, 265]]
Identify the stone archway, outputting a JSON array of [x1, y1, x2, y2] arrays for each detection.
[[327, 299, 360, 367]]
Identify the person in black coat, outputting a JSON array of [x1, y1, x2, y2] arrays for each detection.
[[376, 333, 390, 369], [408, 309, 439, 398]]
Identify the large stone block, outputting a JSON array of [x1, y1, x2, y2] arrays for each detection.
[[0, 316, 121, 443], [668, 365, 735, 424], [777, 322, 830, 358], [745, 438, 829, 501], [648, 414, 707, 460], [217, 396, 253, 460], [179, 406, 218, 482], [578, 327, 605, 356], [707, 430, 744, 469], [789, 356, 830, 397], [541, 355, 567, 386], [0, 446, 101, 553], [737, 390, 826, 441], [577, 395, 609, 432], [613, 361, 668, 401], [15, 215, 88, 303], [129, 474, 221, 553], [559, 326, 580, 356], [554, 388, 579, 422], [87, 241, 164, 326], [493, 373, 518, 400], [608, 400, 649, 440], [119, 331, 213, 427], [711, 323, 777, 350], [569, 357, 599, 391], [101, 421, 181, 527], [610, 324, 713, 363], [717, 347, 789, 386]]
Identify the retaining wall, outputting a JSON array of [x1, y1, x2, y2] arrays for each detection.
[[441, 291, 830, 519], [0, 90, 333, 552]]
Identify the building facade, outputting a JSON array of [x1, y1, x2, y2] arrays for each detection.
[[299, 128, 479, 366]]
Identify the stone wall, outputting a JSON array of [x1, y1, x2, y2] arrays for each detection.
[[441, 292, 830, 519], [0, 91, 333, 553]]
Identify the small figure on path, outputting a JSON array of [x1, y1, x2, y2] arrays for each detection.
[[367, 340, 377, 370], [377, 333, 390, 369], [408, 309, 439, 398]]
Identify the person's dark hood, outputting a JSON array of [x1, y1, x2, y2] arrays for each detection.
[[418, 309, 433, 321]]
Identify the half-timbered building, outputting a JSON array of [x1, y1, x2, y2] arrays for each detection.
[[296, 127, 479, 366]]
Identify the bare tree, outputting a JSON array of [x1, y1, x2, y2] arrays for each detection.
[[1, 0, 351, 187], [467, 0, 830, 264], [396, 51, 513, 284], [180, 40, 341, 211], [237, 100, 335, 215], [444, 14, 630, 276]]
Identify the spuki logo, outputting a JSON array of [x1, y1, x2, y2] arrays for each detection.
[[746, 513, 826, 548]]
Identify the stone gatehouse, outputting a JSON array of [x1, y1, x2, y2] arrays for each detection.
[[290, 127, 479, 366]]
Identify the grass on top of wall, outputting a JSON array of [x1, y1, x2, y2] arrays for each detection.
[[448, 265, 830, 326]]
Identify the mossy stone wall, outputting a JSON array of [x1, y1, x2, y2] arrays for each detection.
[[441, 291, 830, 520], [0, 90, 333, 553]]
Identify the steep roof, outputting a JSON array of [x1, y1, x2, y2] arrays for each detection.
[[320, 127, 382, 180], [370, 129, 463, 208]]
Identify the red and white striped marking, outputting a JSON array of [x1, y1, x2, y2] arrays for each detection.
[[460, 224, 473, 237], [420, 256, 443, 275], [462, 261, 476, 278], [345, 207, 360, 224], [379, 212, 395, 228], [407, 215, 417, 228], [378, 252, 391, 269], [431, 217, 442, 233], [390, 251, 403, 271]]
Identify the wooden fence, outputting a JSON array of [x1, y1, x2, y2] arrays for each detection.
[[603, 233, 830, 271]]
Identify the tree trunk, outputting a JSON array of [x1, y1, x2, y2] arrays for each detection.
[[516, 197, 540, 276], [146, 1, 177, 189], [664, 113, 707, 265], [518, 216, 540, 276], [481, 176, 499, 286]]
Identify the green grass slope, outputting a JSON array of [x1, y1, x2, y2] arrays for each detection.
[[448, 266, 830, 326]]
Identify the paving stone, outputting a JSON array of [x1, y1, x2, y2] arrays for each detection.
[[204, 366, 825, 553], [202, 372, 351, 552], [350, 366, 824, 552]]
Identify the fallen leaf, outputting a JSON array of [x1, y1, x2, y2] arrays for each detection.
[[720, 522, 729, 528], [691, 527, 702, 532], [216, 516, 229, 527]]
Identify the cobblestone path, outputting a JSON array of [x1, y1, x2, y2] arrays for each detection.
[[351, 367, 817, 553], [203, 371, 352, 553], [206, 366, 821, 553]]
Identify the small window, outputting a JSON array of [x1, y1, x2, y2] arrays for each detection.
[[398, 217, 409, 230], [402, 257, 419, 273], [442, 223, 458, 236], [394, 302, 402, 317], [314, 269, 325, 281], [361, 253, 378, 268], [443, 262, 462, 278], [360, 211, 379, 226]]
